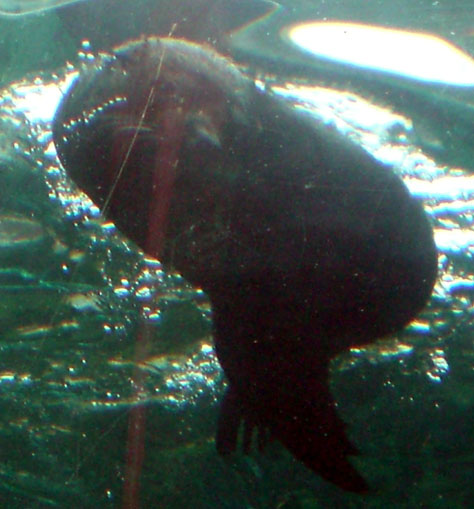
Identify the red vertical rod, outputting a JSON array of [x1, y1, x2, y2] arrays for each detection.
[[121, 121, 181, 508]]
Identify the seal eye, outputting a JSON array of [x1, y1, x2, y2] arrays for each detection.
[[185, 113, 222, 151]]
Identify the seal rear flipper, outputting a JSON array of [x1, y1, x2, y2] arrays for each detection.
[[216, 385, 270, 456], [273, 400, 369, 493]]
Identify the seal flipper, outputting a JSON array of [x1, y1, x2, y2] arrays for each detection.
[[216, 385, 270, 456], [216, 381, 367, 492], [271, 397, 369, 493]]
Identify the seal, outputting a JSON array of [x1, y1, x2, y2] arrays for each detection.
[[53, 37, 438, 492]]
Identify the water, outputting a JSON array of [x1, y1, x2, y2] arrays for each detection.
[[0, 0, 473, 507]]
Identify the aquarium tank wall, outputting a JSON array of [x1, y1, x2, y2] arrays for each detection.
[[0, 1, 472, 507]]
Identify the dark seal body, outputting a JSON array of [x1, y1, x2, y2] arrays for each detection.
[[53, 37, 438, 492]]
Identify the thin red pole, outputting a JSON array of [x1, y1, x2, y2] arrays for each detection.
[[121, 328, 149, 509], [121, 115, 181, 508]]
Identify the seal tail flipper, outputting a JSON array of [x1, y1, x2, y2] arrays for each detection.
[[273, 398, 369, 493], [216, 385, 272, 455], [216, 384, 368, 493]]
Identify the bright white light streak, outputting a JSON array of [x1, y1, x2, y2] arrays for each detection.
[[286, 22, 474, 86], [12, 71, 77, 123]]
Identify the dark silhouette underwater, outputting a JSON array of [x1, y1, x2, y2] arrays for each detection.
[[52, 36, 438, 493]]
